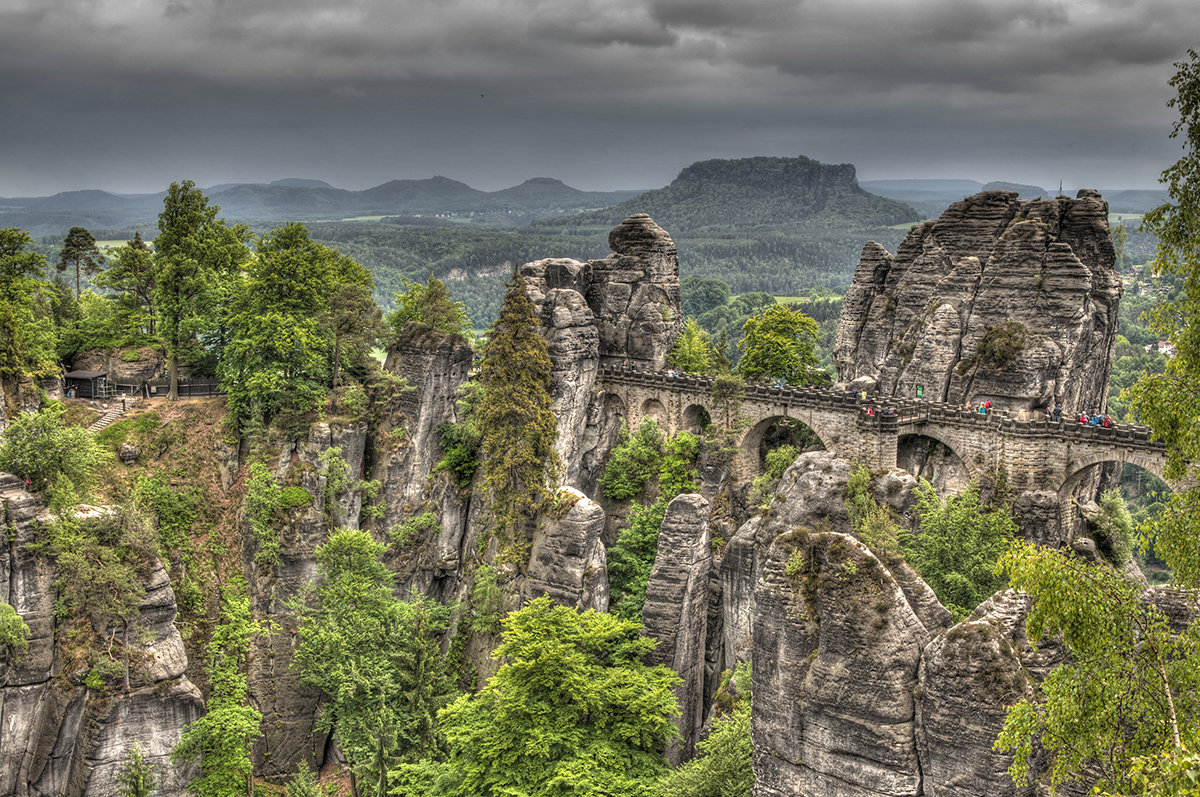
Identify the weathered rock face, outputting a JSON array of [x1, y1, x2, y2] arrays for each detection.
[[753, 526, 934, 797], [380, 325, 476, 513], [71, 347, 166, 384], [522, 213, 683, 373], [248, 421, 370, 779], [519, 272, 602, 485], [917, 591, 1066, 797], [523, 487, 609, 612], [590, 214, 683, 370], [835, 190, 1121, 416], [0, 474, 202, 797], [641, 493, 712, 764]]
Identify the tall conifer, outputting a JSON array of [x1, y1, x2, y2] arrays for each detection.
[[476, 270, 558, 543]]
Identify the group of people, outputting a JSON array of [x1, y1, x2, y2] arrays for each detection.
[[862, 407, 897, 417], [975, 399, 993, 415], [1076, 411, 1114, 428], [1040, 405, 1114, 427]]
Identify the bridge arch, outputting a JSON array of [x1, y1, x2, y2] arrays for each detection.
[[896, 430, 974, 492], [682, 403, 711, 434], [641, 398, 667, 426], [739, 414, 827, 476], [1056, 452, 1171, 543], [1058, 451, 1168, 497]]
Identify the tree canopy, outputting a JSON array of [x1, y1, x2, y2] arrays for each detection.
[[476, 272, 558, 543], [737, 304, 821, 384], [428, 596, 680, 796]]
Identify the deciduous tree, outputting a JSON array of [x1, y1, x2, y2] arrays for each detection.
[[0, 228, 57, 382], [432, 597, 679, 796], [96, 231, 156, 338], [291, 530, 455, 796], [153, 181, 250, 401], [737, 304, 820, 384], [173, 579, 266, 797]]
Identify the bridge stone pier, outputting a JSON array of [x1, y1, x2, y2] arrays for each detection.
[[596, 367, 1169, 511]]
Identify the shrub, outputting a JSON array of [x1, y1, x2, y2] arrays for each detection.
[[607, 498, 669, 621], [600, 419, 664, 501], [390, 512, 439, 548], [0, 401, 109, 507]]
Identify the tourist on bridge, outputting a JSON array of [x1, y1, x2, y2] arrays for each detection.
[[1053, 405, 1062, 422]]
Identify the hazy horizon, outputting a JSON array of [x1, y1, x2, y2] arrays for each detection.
[[2, 0, 1195, 198]]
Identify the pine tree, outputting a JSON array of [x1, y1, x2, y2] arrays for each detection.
[[115, 743, 157, 797], [476, 270, 559, 544], [57, 226, 105, 300]]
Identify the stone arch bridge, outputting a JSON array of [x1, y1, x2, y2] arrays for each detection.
[[596, 367, 1169, 500]]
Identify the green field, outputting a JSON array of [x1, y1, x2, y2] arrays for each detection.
[[1109, 212, 1144, 223]]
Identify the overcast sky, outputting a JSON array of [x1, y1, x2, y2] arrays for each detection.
[[1, 0, 1195, 197]]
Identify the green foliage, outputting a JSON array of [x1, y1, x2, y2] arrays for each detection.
[[0, 227, 58, 380], [173, 578, 267, 797], [681, 276, 731, 319], [133, 473, 198, 553], [1093, 487, 1136, 565], [659, 431, 700, 498], [842, 465, 903, 562], [431, 596, 680, 796], [904, 481, 1015, 619], [476, 273, 559, 542], [115, 744, 157, 797], [469, 563, 505, 634], [56, 290, 125, 361], [669, 318, 723, 376], [434, 421, 480, 488], [153, 180, 252, 401], [737, 304, 822, 384], [607, 498, 669, 622], [244, 463, 284, 568], [57, 226, 105, 300], [0, 600, 30, 659], [220, 222, 375, 426], [749, 444, 801, 510], [0, 401, 109, 507], [390, 512, 439, 548], [958, 322, 1028, 374], [995, 541, 1200, 794], [52, 504, 157, 628], [291, 530, 456, 791], [659, 700, 752, 797], [386, 276, 470, 341], [94, 231, 157, 343], [284, 760, 320, 797], [600, 419, 664, 501]]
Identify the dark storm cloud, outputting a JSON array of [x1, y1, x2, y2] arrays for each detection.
[[0, 0, 1194, 196]]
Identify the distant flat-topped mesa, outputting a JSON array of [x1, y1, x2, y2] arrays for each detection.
[[834, 189, 1121, 415], [521, 213, 683, 370]]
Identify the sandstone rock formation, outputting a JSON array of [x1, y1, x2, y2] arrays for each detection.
[[71, 347, 166, 385], [524, 487, 609, 612], [0, 473, 203, 797], [521, 213, 683, 372], [917, 591, 1065, 797], [835, 190, 1121, 417], [641, 493, 712, 763]]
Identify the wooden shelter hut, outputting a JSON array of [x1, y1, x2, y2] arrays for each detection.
[[64, 370, 110, 399]]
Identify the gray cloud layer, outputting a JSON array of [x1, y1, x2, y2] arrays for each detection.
[[0, 0, 1194, 195]]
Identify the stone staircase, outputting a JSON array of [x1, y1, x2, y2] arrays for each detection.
[[87, 395, 139, 433]]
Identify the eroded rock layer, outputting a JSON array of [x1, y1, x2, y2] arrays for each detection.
[[835, 190, 1121, 415]]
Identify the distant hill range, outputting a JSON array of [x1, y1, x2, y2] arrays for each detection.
[[536, 156, 918, 233], [861, 179, 1168, 218], [0, 177, 643, 237]]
